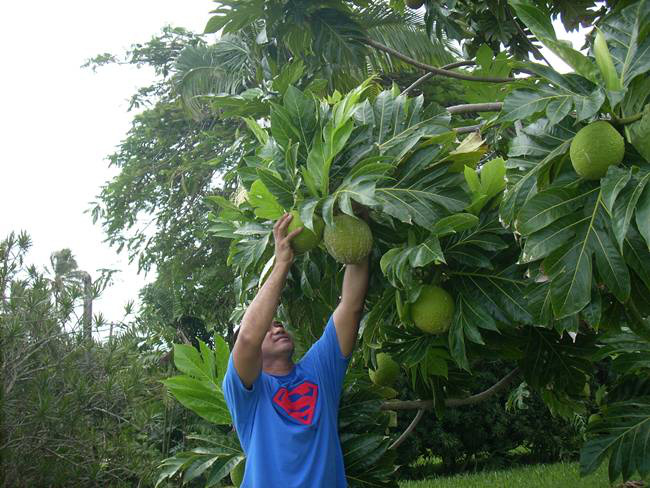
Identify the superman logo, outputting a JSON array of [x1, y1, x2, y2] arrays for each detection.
[[272, 381, 318, 425]]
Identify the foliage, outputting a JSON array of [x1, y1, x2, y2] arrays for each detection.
[[201, 0, 650, 483], [0, 232, 165, 487], [394, 362, 584, 477], [89, 0, 650, 485], [418, 0, 608, 61]]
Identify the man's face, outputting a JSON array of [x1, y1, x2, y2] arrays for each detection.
[[260, 320, 294, 360]]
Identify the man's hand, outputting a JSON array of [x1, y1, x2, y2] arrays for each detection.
[[274, 213, 302, 265], [233, 213, 301, 388]]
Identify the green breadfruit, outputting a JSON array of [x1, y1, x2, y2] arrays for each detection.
[[411, 285, 455, 334], [369, 353, 400, 387], [570, 121, 624, 180], [323, 215, 372, 264], [287, 210, 324, 254], [230, 459, 245, 487]]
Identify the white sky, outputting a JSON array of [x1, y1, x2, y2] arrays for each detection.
[[0, 0, 215, 335], [0, 2, 585, 337]]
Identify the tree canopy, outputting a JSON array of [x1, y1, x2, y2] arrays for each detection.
[[89, 1, 650, 485]]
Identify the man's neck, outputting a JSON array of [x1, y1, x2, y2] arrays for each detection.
[[262, 357, 295, 376]]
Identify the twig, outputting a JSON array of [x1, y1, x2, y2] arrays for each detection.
[[364, 38, 517, 83], [612, 112, 645, 126], [401, 61, 479, 96], [381, 368, 520, 411], [388, 408, 424, 450], [447, 102, 503, 114], [454, 123, 485, 134], [401, 72, 433, 96]]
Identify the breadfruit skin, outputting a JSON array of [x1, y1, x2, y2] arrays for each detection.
[[323, 215, 373, 264], [287, 210, 324, 254], [369, 353, 400, 387], [230, 459, 245, 487], [570, 121, 624, 180], [411, 285, 455, 334]]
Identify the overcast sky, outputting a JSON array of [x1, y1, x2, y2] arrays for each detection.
[[0, 1, 584, 337], [0, 0, 215, 336]]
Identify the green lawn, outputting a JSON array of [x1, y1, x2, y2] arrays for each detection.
[[398, 461, 637, 488]]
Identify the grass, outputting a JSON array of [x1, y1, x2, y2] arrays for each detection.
[[398, 461, 637, 488]]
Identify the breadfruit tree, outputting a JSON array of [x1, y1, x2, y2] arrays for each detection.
[[120, 1, 650, 486]]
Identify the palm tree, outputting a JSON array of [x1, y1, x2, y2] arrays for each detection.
[[51, 249, 93, 342]]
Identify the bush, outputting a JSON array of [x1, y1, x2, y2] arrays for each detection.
[[394, 361, 583, 479]]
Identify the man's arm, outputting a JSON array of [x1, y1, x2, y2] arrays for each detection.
[[333, 257, 369, 357], [232, 213, 300, 388]]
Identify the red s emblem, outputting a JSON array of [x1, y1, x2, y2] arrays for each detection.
[[272, 381, 318, 425]]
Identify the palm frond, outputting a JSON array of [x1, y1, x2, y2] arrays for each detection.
[[173, 34, 257, 119], [365, 24, 457, 74]]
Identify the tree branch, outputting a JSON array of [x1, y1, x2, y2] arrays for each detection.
[[447, 102, 504, 114], [401, 61, 478, 96], [381, 368, 520, 411], [388, 408, 424, 450], [364, 38, 517, 83]]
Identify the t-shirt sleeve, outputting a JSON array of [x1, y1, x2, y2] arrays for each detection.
[[301, 314, 352, 399], [222, 354, 262, 438]]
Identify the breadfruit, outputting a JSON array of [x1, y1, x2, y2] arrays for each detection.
[[406, 0, 425, 9], [287, 210, 324, 254], [570, 121, 624, 180], [323, 215, 372, 264], [230, 459, 245, 487], [411, 285, 455, 334], [369, 353, 400, 387]]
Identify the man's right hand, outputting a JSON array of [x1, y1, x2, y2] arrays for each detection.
[[273, 213, 302, 265]]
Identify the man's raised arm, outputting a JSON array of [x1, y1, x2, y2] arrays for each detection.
[[232, 213, 301, 388], [333, 257, 369, 357]]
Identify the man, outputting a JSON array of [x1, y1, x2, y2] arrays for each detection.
[[222, 212, 369, 487]]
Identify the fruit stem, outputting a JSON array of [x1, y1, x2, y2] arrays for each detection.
[[430, 267, 443, 286], [612, 112, 644, 126]]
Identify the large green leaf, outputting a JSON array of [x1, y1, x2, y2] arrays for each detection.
[[509, 0, 599, 83], [500, 119, 575, 228], [636, 182, 650, 250], [580, 397, 650, 482], [520, 327, 595, 396], [283, 85, 318, 150], [448, 293, 499, 370], [450, 265, 532, 328], [611, 171, 650, 253], [376, 185, 468, 230], [500, 74, 604, 124], [624, 229, 650, 290], [521, 214, 588, 263], [247, 179, 286, 219], [162, 375, 231, 425], [599, 0, 650, 87], [536, 187, 632, 318], [516, 187, 595, 235]]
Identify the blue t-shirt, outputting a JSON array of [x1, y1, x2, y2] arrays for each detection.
[[222, 315, 351, 488]]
